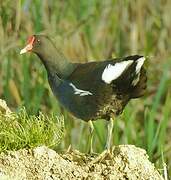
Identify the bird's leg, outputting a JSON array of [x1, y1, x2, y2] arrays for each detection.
[[88, 120, 94, 154], [66, 144, 72, 153], [90, 118, 114, 164], [105, 118, 114, 151]]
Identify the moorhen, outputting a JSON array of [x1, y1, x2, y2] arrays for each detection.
[[20, 35, 147, 153]]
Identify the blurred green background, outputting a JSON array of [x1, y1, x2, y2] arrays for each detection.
[[0, 0, 171, 176]]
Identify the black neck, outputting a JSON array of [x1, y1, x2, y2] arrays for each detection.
[[36, 47, 75, 79]]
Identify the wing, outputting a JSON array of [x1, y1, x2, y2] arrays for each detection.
[[67, 55, 146, 96]]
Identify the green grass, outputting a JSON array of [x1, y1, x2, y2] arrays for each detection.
[[0, 108, 64, 152], [0, 0, 171, 177]]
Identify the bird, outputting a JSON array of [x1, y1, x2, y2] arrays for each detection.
[[20, 35, 147, 153]]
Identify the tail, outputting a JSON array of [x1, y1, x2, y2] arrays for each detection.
[[130, 68, 147, 98]]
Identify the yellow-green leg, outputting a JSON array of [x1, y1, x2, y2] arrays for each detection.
[[105, 118, 114, 150], [90, 118, 114, 164], [88, 120, 94, 154]]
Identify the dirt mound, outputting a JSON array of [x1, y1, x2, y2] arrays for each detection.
[[0, 145, 163, 180]]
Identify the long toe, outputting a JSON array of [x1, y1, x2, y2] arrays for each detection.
[[89, 149, 113, 164]]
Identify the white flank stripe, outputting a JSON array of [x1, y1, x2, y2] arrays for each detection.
[[69, 83, 93, 96], [102, 60, 133, 84]]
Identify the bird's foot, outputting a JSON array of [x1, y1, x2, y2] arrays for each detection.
[[88, 150, 98, 157], [88, 146, 93, 154], [89, 148, 113, 165], [87, 147, 99, 157]]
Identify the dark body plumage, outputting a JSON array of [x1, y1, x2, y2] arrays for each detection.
[[48, 55, 147, 121], [20, 35, 147, 151]]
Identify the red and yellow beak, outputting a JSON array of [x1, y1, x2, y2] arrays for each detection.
[[20, 36, 35, 54]]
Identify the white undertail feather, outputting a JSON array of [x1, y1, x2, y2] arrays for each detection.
[[102, 60, 133, 84], [135, 57, 145, 74], [132, 57, 146, 86], [69, 83, 93, 96]]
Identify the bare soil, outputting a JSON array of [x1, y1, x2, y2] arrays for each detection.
[[0, 145, 163, 180]]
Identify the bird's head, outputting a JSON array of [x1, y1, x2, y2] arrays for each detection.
[[20, 35, 71, 77], [20, 35, 53, 55]]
